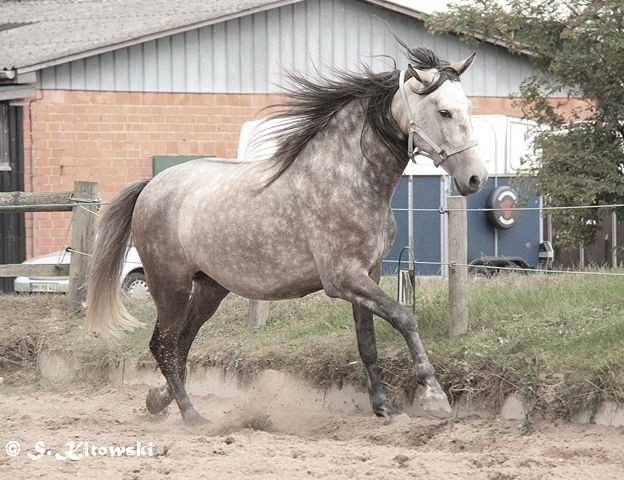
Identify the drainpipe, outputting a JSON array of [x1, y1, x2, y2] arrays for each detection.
[[27, 88, 44, 258]]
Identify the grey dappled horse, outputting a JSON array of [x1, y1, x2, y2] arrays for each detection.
[[86, 45, 487, 425]]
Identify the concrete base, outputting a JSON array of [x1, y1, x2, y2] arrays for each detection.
[[36, 352, 624, 427]]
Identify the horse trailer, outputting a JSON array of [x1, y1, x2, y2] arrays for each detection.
[[383, 115, 549, 276]]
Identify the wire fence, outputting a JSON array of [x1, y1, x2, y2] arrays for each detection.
[[6, 200, 624, 276], [0, 201, 109, 211], [404, 260, 624, 277], [63, 250, 624, 277], [3, 201, 623, 214], [388, 202, 624, 278], [65, 247, 142, 265], [391, 203, 624, 213]]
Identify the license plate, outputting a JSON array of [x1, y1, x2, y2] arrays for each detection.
[[31, 283, 60, 293]]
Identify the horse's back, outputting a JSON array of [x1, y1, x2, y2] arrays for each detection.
[[132, 158, 322, 299], [146, 158, 261, 198]]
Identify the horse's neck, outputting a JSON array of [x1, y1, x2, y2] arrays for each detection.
[[295, 100, 408, 205]]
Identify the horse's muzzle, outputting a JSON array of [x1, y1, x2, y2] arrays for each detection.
[[454, 171, 488, 196]]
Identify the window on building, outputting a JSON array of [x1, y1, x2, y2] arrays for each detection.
[[0, 103, 10, 171]]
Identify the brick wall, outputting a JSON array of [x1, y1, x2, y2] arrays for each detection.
[[21, 90, 564, 257], [23, 90, 280, 256]]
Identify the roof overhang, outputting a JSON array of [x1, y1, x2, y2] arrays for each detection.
[[15, 0, 303, 74], [11, 0, 535, 74], [363, 0, 428, 22]]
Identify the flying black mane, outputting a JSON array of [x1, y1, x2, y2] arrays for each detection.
[[261, 44, 458, 188]]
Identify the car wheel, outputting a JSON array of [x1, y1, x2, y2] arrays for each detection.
[[122, 272, 150, 300]]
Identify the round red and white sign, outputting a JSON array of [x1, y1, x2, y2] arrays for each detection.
[[486, 186, 518, 229]]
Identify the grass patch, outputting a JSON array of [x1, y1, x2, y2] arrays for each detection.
[[1, 273, 624, 420]]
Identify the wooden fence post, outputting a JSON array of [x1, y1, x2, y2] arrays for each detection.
[[67, 181, 98, 312], [448, 195, 469, 337], [249, 300, 270, 328]]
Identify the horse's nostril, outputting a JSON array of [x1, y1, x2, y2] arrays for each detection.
[[469, 175, 480, 191]]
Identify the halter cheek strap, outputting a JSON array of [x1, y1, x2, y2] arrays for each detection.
[[398, 70, 478, 168]]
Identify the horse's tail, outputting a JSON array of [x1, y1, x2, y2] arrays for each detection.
[[86, 179, 150, 335]]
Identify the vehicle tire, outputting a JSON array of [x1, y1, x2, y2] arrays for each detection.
[[470, 263, 496, 277], [122, 272, 150, 300], [486, 185, 518, 229]]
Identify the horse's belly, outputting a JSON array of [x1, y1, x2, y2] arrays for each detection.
[[209, 268, 323, 300], [195, 246, 323, 300], [180, 205, 322, 299]]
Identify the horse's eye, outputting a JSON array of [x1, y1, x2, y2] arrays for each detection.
[[439, 110, 451, 119]]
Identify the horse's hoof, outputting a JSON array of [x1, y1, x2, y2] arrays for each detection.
[[384, 412, 411, 425], [146, 386, 171, 414], [416, 385, 452, 419], [182, 410, 209, 427], [374, 402, 402, 419]]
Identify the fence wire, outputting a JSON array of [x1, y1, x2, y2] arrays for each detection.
[[65, 247, 142, 264], [407, 260, 624, 277], [391, 203, 624, 213], [5, 200, 624, 276], [0, 201, 108, 211], [2, 201, 624, 214], [64, 246, 624, 276]]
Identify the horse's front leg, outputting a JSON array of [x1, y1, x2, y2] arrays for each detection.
[[326, 269, 451, 418]]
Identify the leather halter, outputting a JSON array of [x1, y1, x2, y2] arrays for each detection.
[[398, 70, 478, 167]]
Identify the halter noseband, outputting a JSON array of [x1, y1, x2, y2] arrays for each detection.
[[398, 70, 478, 167]]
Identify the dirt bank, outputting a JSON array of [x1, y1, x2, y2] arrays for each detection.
[[1, 384, 623, 479]]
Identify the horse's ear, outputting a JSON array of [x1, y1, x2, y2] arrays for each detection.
[[407, 64, 436, 89], [450, 52, 477, 76]]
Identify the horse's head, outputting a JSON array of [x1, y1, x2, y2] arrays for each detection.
[[393, 52, 488, 196]]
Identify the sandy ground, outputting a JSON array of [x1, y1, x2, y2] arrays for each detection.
[[1, 383, 623, 480]]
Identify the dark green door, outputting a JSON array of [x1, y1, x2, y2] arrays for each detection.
[[152, 155, 210, 176]]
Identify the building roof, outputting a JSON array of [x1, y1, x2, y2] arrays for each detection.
[[0, 0, 301, 73], [0, 0, 517, 75]]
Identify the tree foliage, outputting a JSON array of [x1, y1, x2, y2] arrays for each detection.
[[427, 1, 624, 247]]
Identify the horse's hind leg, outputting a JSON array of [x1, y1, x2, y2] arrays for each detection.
[[146, 274, 229, 415], [352, 269, 400, 418], [178, 274, 229, 382], [353, 305, 402, 417], [147, 275, 208, 425]]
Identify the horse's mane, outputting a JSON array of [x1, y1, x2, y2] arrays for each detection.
[[260, 43, 459, 188]]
